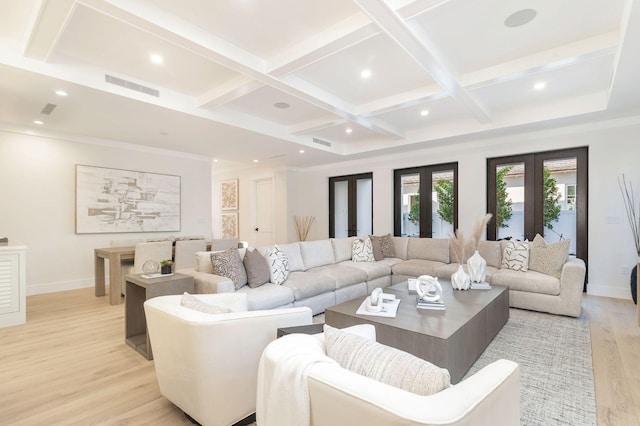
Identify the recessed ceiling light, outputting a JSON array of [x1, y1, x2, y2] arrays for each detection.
[[33, 120, 43, 125], [150, 53, 164, 64], [420, 110, 429, 117], [274, 102, 290, 109], [533, 81, 546, 91], [360, 69, 372, 79], [55, 90, 67, 97], [346, 128, 353, 134], [253, 159, 259, 163], [504, 9, 537, 28], [299, 150, 305, 154], [213, 159, 219, 163]]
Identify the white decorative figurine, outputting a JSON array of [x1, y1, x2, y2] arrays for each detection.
[[416, 275, 443, 302]]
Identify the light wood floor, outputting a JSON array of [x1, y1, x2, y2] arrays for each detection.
[[1, 288, 638, 425]]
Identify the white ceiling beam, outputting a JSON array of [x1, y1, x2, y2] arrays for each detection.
[[197, 76, 262, 110], [608, 0, 640, 111], [353, 0, 491, 123], [23, 0, 76, 61], [288, 118, 348, 136]]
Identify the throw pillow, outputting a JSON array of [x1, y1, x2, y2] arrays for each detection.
[[210, 248, 248, 290], [243, 248, 270, 288], [352, 237, 375, 262], [181, 292, 231, 314], [379, 233, 396, 258], [528, 234, 570, 279], [266, 245, 290, 285], [501, 240, 529, 272], [369, 235, 385, 261], [324, 324, 450, 396]]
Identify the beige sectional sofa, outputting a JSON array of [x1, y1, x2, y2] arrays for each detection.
[[181, 236, 586, 317]]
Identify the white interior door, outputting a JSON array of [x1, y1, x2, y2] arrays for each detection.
[[254, 178, 274, 247]]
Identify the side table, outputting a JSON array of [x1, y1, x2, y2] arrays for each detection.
[[125, 272, 194, 360], [277, 323, 324, 338]]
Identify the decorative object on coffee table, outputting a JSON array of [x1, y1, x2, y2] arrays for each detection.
[[467, 213, 493, 283], [449, 229, 470, 290], [618, 174, 640, 304]]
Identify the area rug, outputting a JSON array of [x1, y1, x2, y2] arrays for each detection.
[[464, 308, 596, 426]]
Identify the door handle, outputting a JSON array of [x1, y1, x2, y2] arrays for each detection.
[[254, 227, 259, 232]]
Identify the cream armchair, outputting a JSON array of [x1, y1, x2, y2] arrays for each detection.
[[144, 293, 312, 426], [257, 325, 520, 426]]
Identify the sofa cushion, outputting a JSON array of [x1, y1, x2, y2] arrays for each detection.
[[324, 324, 450, 396], [300, 240, 336, 269], [282, 271, 336, 300], [407, 238, 450, 263], [180, 292, 231, 314], [278, 243, 305, 272], [376, 257, 403, 267], [196, 251, 215, 274], [243, 248, 270, 288], [266, 245, 290, 285], [352, 238, 375, 262], [501, 241, 529, 272], [236, 283, 295, 310], [478, 240, 502, 269], [370, 234, 396, 260], [369, 235, 384, 261], [528, 234, 570, 279], [210, 249, 247, 290], [331, 237, 355, 262], [392, 259, 444, 278], [492, 269, 561, 295], [308, 264, 367, 289], [340, 260, 391, 280], [391, 237, 409, 260]]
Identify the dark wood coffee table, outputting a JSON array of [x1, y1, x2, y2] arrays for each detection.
[[325, 281, 509, 383]]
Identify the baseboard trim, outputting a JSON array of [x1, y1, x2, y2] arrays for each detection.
[[27, 278, 96, 296], [587, 283, 632, 300]]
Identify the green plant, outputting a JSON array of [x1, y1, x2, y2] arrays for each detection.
[[496, 166, 513, 229], [160, 259, 173, 267], [408, 192, 420, 224], [434, 179, 454, 224], [543, 167, 562, 230]]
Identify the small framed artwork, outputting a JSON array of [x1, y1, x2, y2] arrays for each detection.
[[221, 179, 238, 211], [221, 212, 239, 239]]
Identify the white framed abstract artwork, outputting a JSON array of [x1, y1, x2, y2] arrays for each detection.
[[221, 212, 239, 239], [75, 164, 181, 234], [221, 179, 238, 211]]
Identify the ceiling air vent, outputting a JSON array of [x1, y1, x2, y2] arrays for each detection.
[[40, 103, 57, 115], [105, 74, 159, 97], [312, 137, 331, 147]]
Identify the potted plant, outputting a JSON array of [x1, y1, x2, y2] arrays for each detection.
[[160, 259, 173, 275]]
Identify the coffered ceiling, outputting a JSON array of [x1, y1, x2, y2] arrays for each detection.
[[1, 0, 639, 167]]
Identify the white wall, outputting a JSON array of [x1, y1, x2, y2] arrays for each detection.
[[0, 130, 212, 295], [283, 118, 640, 300]]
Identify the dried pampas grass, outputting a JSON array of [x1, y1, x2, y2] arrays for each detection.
[[294, 215, 315, 241], [471, 213, 493, 250], [449, 229, 465, 264]]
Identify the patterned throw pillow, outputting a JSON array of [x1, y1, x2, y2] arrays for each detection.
[[243, 248, 270, 288], [379, 233, 396, 258], [369, 235, 385, 261], [324, 324, 450, 396], [266, 245, 290, 285], [529, 234, 570, 279], [501, 240, 529, 271], [181, 292, 231, 314], [210, 248, 248, 289], [352, 237, 375, 262]]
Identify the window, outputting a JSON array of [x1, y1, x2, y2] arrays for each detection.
[[329, 173, 373, 237]]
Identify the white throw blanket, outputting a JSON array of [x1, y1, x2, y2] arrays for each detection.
[[257, 334, 338, 426]]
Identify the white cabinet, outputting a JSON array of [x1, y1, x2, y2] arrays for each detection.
[[0, 245, 27, 328]]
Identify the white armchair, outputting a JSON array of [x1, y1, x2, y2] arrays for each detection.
[[257, 325, 520, 426], [144, 293, 312, 426]]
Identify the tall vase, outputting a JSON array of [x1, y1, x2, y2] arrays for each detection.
[[451, 264, 470, 290], [467, 250, 487, 283]]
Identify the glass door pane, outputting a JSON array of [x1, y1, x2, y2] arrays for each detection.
[[431, 170, 454, 238], [356, 177, 372, 236], [496, 163, 525, 240], [542, 158, 577, 255], [333, 180, 349, 238], [401, 173, 420, 237]]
